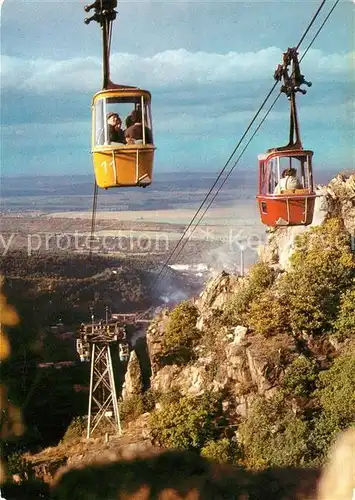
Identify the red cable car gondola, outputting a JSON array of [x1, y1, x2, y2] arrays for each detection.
[[257, 48, 316, 227]]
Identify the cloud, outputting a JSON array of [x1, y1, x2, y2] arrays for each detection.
[[1, 45, 352, 177], [1, 47, 353, 94], [1, 121, 91, 150], [1, 99, 349, 166]]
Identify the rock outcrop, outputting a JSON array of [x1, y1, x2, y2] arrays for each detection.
[[194, 271, 241, 330], [327, 172, 355, 234], [258, 171, 355, 269], [121, 351, 143, 400], [136, 174, 355, 414], [145, 309, 170, 377], [151, 364, 209, 397], [143, 276, 300, 415]]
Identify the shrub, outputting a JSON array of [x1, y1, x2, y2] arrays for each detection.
[[317, 347, 355, 419], [223, 263, 276, 325], [61, 416, 86, 442], [290, 218, 353, 273], [279, 219, 355, 335], [246, 289, 289, 337], [119, 395, 145, 424], [155, 389, 183, 406], [282, 355, 318, 397], [160, 301, 201, 362], [238, 393, 308, 468], [245, 262, 277, 292], [310, 347, 355, 461], [119, 390, 157, 424], [141, 388, 157, 413], [149, 393, 224, 451], [333, 286, 355, 340], [201, 437, 240, 464]]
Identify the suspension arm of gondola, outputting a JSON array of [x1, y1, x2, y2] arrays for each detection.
[[274, 48, 312, 149], [101, 18, 111, 89], [84, 0, 118, 89]]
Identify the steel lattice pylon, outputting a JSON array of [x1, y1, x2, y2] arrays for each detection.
[[86, 343, 121, 438], [77, 312, 148, 440]]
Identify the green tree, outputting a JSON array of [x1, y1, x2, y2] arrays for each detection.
[[223, 263, 276, 325], [246, 289, 289, 337], [279, 219, 355, 335], [282, 355, 318, 398], [238, 393, 308, 468], [149, 393, 224, 451], [119, 390, 157, 425], [333, 286, 355, 340], [201, 437, 240, 464], [311, 347, 355, 461], [161, 301, 200, 362]]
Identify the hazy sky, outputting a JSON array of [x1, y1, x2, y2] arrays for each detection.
[[1, 0, 354, 177]]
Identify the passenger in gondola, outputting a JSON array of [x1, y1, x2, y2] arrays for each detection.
[[274, 167, 302, 194], [124, 109, 153, 144], [106, 112, 126, 144], [125, 105, 142, 129], [125, 114, 133, 129]]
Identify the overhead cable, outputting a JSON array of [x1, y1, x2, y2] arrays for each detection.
[[148, 0, 338, 292], [162, 0, 340, 269]]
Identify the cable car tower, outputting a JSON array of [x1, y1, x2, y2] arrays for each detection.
[[76, 307, 130, 438], [257, 48, 316, 226]]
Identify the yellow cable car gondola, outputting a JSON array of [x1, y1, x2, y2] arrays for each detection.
[[84, 0, 155, 188]]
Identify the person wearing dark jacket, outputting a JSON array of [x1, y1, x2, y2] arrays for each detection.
[[106, 112, 126, 144], [124, 109, 153, 144]]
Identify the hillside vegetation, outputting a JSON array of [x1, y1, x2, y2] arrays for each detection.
[[146, 218, 355, 468]]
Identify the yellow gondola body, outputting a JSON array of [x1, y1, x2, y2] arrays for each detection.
[[92, 88, 155, 188]]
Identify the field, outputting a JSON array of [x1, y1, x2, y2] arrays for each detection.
[[0, 168, 339, 268]]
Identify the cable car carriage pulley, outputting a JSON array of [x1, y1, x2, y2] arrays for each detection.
[[257, 48, 316, 227], [84, 0, 155, 189]]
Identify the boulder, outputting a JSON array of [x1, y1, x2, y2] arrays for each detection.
[[150, 364, 209, 397], [145, 310, 170, 375], [121, 351, 143, 400]]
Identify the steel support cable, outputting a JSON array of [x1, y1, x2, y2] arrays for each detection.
[[188, 0, 341, 232], [90, 181, 98, 258], [147, 0, 334, 293], [149, 89, 278, 286], [160, 0, 340, 272], [295, 0, 327, 50], [147, 81, 279, 292], [21, 5, 119, 414], [299, 0, 340, 63], [108, 21, 113, 57], [151, 0, 331, 289], [168, 94, 282, 269], [90, 8, 114, 254]]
